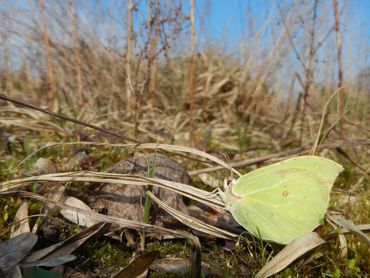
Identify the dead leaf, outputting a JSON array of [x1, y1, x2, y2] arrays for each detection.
[[150, 258, 190, 274], [198, 173, 221, 188], [44, 184, 66, 216], [89, 154, 191, 227], [24, 222, 109, 263], [30, 158, 57, 175], [62, 266, 87, 278], [60, 196, 99, 227], [255, 232, 326, 278], [7, 265, 22, 278], [112, 251, 160, 278], [22, 254, 77, 268], [0, 232, 38, 274], [189, 235, 202, 278], [11, 200, 30, 238], [62, 149, 97, 171]]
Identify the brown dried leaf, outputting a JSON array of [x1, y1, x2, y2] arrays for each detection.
[[89, 154, 190, 228], [24, 222, 109, 263], [11, 200, 30, 238], [30, 158, 57, 175], [44, 184, 66, 215], [112, 251, 160, 278], [198, 173, 221, 188], [150, 258, 190, 274], [60, 196, 99, 227]]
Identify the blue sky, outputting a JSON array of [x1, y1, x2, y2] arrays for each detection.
[[88, 0, 369, 57], [179, 0, 370, 75], [184, 0, 370, 44], [3, 0, 370, 78]]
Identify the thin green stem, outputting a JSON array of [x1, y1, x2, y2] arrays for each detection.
[[140, 151, 157, 250]]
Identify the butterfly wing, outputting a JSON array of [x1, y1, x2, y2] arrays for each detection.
[[227, 156, 343, 244]]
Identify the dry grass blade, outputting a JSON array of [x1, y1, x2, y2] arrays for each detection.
[[255, 232, 326, 278], [189, 139, 370, 175], [351, 224, 370, 232], [326, 217, 348, 260], [327, 214, 370, 247], [189, 148, 304, 176], [17, 141, 240, 176], [0, 94, 137, 143], [0, 191, 195, 239], [137, 143, 240, 175], [310, 88, 341, 155], [0, 118, 68, 134], [0, 172, 225, 209], [148, 192, 237, 240]]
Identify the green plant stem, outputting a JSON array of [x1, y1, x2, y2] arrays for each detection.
[[142, 185, 153, 225], [140, 152, 157, 250]]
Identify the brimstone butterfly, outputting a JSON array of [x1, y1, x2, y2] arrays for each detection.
[[222, 156, 343, 244]]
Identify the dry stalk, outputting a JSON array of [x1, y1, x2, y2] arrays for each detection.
[[125, 0, 135, 112], [299, 0, 319, 144], [148, 0, 160, 102], [0, 93, 138, 143], [69, 0, 84, 109], [3, 50, 14, 96], [279, 1, 320, 144], [188, 0, 195, 142], [39, 0, 57, 111], [333, 0, 345, 137]]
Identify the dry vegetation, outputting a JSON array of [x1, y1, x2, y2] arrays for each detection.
[[0, 0, 369, 277]]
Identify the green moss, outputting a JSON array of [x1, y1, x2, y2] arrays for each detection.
[[147, 240, 191, 258], [73, 239, 131, 277], [0, 197, 22, 239]]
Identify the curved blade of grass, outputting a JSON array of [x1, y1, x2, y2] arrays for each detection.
[[327, 213, 370, 247], [148, 191, 237, 240], [0, 191, 197, 240], [0, 172, 225, 209], [17, 142, 241, 176]]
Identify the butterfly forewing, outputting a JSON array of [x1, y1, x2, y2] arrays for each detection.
[[227, 156, 343, 244]]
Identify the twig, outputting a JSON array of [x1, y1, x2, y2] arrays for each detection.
[[299, 0, 319, 144], [39, 0, 57, 111], [188, 0, 195, 142], [333, 0, 345, 137]]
